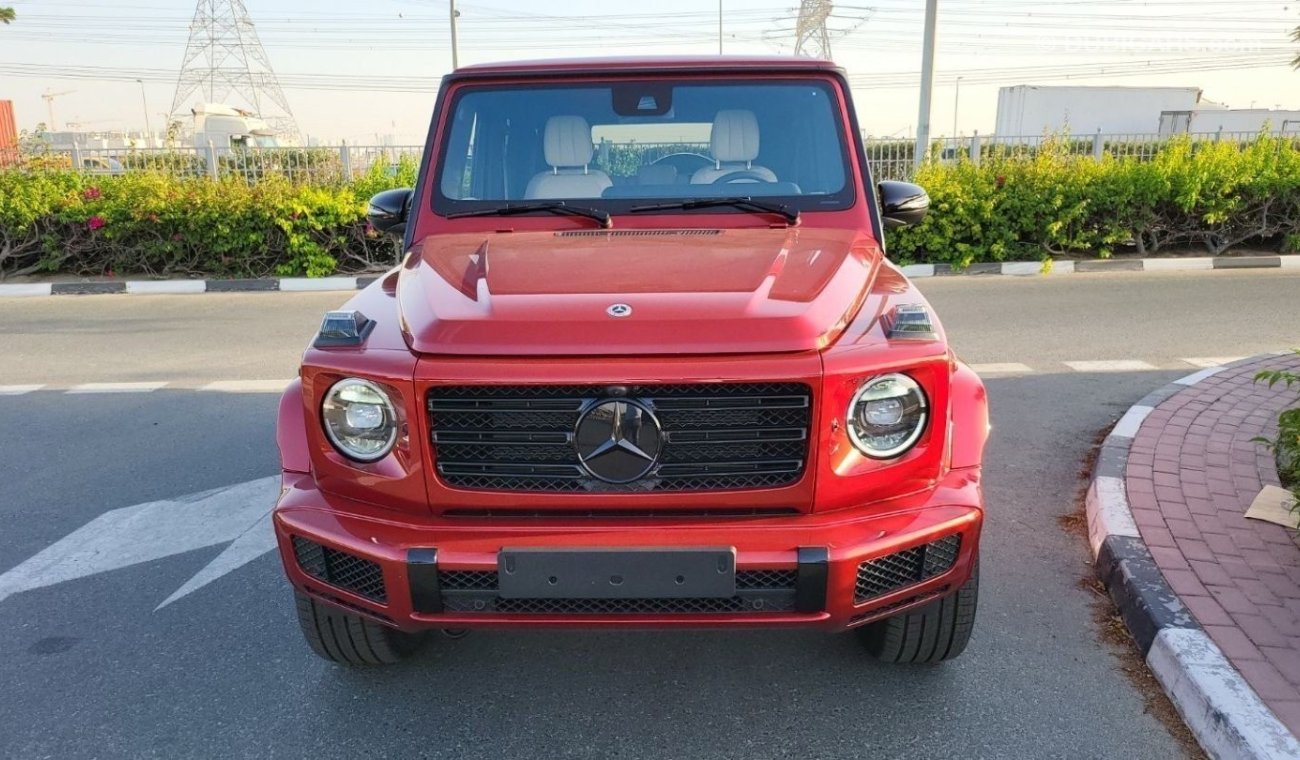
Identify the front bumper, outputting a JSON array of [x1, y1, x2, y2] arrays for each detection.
[[273, 467, 983, 632]]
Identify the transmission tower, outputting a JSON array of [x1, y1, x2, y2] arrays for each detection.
[[793, 0, 834, 59], [168, 0, 299, 141]]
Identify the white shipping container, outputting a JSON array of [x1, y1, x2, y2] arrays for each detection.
[[1158, 109, 1300, 135], [995, 85, 1202, 138]]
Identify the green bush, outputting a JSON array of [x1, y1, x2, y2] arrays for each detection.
[[0, 168, 402, 279], [891, 133, 1300, 265], [1255, 355, 1300, 507]]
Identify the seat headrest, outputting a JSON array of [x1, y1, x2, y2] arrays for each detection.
[[710, 109, 761, 164], [544, 115, 595, 168]]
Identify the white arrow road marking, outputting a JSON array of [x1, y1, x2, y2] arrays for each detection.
[[0, 476, 280, 607]]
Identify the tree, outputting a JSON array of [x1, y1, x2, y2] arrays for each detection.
[[0, 8, 14, 24]]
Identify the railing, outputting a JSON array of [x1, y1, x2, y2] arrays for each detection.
[[12, 131, 1300, 185]]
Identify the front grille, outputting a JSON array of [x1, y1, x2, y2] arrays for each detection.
[[439, 569, 798, 614], [853, 534, 961, 604], [427, 383, 812, 493], [292, 536, 387, 604]]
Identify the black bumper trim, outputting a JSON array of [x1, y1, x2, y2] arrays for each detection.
[[794, 546, 829, 612], [408, 548, 443, 613]]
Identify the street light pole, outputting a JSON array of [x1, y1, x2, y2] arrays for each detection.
[[718, 0, 723, 55], [136, 79, 152, 147], [449, 0, 460, 70], [913, 0, 938, 169], [953, 76, 962, 137]]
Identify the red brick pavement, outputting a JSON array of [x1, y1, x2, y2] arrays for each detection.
[[1127, 354, 1300, 732]]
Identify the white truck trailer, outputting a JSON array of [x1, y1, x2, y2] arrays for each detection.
[[995, 85, 1202, 138]]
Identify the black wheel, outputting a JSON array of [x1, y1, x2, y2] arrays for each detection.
[[857, 560, 978, 664], [294, 592, 426, 666]]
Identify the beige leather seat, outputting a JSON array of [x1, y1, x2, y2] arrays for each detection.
[[691, 109, 778, 185], [524, 116, 613, 199]]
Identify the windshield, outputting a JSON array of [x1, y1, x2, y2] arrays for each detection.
[[433, 78, 855, 215]]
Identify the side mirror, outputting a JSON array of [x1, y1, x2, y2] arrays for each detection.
[[367, 188, 414, 237], [878, 181, 930, 229]]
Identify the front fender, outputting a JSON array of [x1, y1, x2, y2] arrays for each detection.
[[949, 360, 989, 470], [277, 378, 311, 474]]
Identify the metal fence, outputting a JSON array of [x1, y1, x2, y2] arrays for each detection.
[[13, 131, 1299, 185], [863, 130, 1300, 180]]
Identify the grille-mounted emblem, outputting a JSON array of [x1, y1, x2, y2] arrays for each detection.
[[606, 303, 632, 318], [574, 399, 663, 483]]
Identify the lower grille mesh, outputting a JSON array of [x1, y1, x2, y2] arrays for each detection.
[[854, 534, 961, 604], [440, 569, 798, 614], [292, 536, 387, 604]]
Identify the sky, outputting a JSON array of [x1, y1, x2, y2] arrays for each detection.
[[1, 0, 1298, 144]]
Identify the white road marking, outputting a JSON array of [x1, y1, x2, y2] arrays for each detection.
[[0, 384, 45, 395], [199, 379, 293, 393], [1181, 357, 1246, 368], [66, 382, 168, 394], [0, 476, 280, 607], [1065, 360, 1157, 372], [969, 362, 1034, 374]]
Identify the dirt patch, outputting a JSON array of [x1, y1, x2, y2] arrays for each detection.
[[1062, 425, 1207, 759]]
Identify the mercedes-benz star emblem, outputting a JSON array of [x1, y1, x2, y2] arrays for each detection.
[[606, 303, 632, 318], [574, 399, 663, 483]]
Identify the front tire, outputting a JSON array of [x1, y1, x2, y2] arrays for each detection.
[[857, 561, 978, 664], [294, 592, 426, 666]]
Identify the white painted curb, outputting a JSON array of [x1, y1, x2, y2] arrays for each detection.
[[1085, 475, 1140, 556], [1000, 261, 1043, 276], [125, 280, 206, 295], [1281, 257, 1300, 269], [1175, 366, 1227, 386], [900, 264, 935, 278], [1110, 405, 1153, 438], [279, 277, 359, 292], [1142, 257, 1214, 271], [0, 283, 53, 297], [1149, 628, 1300, 760]]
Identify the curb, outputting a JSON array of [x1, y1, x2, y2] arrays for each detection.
[[0, 276, 383, 298], [0, 255, 1292, 298], [1084, 353, 1300, 760], [899, 254, 1295, 280]]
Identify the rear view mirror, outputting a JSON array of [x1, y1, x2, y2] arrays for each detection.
[[367, 188, 414, 237], [878, 181, 930, 229]]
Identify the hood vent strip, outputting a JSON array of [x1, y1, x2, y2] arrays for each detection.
[[553, 229, 723, 238]]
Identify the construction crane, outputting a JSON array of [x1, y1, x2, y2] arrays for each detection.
[[41, 89, 75, 130]]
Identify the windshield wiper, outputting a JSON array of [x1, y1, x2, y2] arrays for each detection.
[[629, 197, 799, 225], [446, 201, 612, 228]]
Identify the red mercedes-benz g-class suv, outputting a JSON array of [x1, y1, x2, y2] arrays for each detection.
[[274, 56, 988, 667]]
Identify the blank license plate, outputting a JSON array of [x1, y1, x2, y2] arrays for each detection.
[[497, 548, 736, 600]]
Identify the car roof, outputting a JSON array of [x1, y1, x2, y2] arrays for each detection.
[[450, 55, 843, 79]]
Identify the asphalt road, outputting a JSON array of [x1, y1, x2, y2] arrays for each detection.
[[1, 269, 1298, 759]]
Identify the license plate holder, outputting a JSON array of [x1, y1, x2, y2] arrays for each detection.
[[497, 548, 736, 599]]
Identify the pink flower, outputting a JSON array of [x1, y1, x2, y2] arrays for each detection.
[[172, 233, 183, 242], [82, 187, 101, 201], [87, 215, 106, 231]]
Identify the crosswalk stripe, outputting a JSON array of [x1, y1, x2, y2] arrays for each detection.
[[1181, 357, 1246, 369], [66, 382, 168, 394], [199, 380, 293, 393], [969, 363, 1034, 374], [0, 384, 45, 395], [1064, 360, 1157, 372]]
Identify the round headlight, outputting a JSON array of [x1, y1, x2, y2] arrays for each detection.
[[322, 378, 398, 462], [847, 373, 928, 458]]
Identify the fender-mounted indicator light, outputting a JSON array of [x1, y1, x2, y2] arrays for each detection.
[[882, 303, 937, 341], [314, 310, 375, 348]]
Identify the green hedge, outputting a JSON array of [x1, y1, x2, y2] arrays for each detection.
[[0, 157, 417, 279], [890, 134, 1300, 266], [3, 135, 1299, 280]]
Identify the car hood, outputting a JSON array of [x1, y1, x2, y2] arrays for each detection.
[[396, 227, 881, 356]]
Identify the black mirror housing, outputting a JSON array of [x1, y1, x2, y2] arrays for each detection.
[[878, 181, 930, 229], [367, 188, 414, 237]]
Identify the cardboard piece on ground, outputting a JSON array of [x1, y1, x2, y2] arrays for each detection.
[[1244, 485, 1299, 529]]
